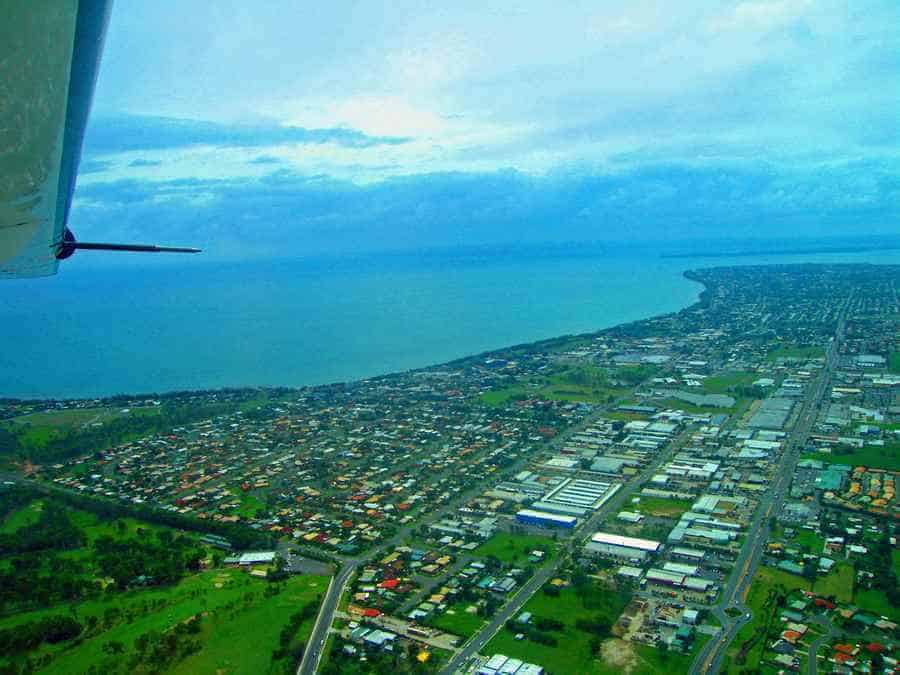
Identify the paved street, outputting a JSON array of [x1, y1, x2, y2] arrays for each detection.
[[690, 304, 846, 675], [297, 561, 358, 675], [806, 615, 839, 675], [439, 424, 698, 674]]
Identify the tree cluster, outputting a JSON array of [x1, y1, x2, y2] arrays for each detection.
[[0, 615, 82, 655], [504, 619, 557, 646], [270, 596, 321, 670], [0, 504, 85, 556], [93, 531, 205, 589]]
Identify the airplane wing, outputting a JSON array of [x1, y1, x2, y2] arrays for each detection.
[[0, 0, 112, 279]]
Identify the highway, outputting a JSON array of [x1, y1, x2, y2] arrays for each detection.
[[690, 306, 846, 675], [297, 560, 358, 675]]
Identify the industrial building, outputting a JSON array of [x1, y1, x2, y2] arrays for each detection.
[[477, 654, 545, 675], [645, 568, 715, 592], [515, 508, 576, 529], [747, 397, 795, 430], [589, 457, 626, 474], [531, 478, 620, 517], [584, 531, 662, 561]]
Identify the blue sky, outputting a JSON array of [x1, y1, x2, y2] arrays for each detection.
[[74, 0, 900, 257]]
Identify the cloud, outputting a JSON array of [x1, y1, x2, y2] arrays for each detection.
[[83, 114, 412, 154], [71, 159, 900, 261], [80, 159, 114, 174], [129, 158, 163, 167], [247, 155, 283, 165], [72, 1, 899, 254]]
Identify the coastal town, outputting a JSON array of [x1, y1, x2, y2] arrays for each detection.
[[2, 263, 899, 675]]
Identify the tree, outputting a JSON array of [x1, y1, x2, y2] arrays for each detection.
[[802, 559, 817, 588], [572, 568, 589, 590], [103, 640, 125, 655]]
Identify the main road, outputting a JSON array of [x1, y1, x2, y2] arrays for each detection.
[[690, 305, 846, 675], [297, 560, 358, 675], [439, 424, 699, 675], [295, 389, 645, 673]]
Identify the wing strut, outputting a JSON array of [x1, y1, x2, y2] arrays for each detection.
[[55, 228, 201, 260]]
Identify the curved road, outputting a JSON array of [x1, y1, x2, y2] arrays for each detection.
[[806, 615, 839, 675]]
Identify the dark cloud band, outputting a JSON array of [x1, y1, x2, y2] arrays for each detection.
[[84, 114, 411, 154]]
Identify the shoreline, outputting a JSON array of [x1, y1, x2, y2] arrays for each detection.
[[4, 268, 711, 404], [5, 258, 896, 404]]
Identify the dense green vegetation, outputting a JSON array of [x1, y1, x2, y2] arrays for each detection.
[[0, 491, 206, 614], [0, 489, 327, 674], [0, 402, 225, 465], [11, 483, 270, 550], [863, 532, 900, 611], [0, 615, 83, 656]]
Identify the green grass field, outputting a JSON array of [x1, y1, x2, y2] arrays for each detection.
[[4, 406, 162, 451], [854, 588, 900, 622], [171, 574, 326, 675], [791, 529, 824, 553], [814, 564, 853, 603], [702, 371, 759, 394], [479, 380, 624, 407], [483, 585, 619, 675], [767, 345, 825, 361], [429, 601, 484, 638], [473, 533, 555, 566], [0, 498, 44, 533], [889, 352, 900, 374], [632, 496, 693, 519], [233, 492, 267, 519], [5, 569, 327, 674], [479, 385, 532, 406], [802, 444, 900, 472]]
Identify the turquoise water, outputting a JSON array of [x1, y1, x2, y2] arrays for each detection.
[[2, 246, 899, 399]]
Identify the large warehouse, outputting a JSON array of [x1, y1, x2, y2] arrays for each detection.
[[515, 508, 576, 529], [531, 478, 620, 517], [584, 531, 662, 561]]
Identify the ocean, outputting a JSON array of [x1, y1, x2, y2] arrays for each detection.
[[2, 244, 899, 399]]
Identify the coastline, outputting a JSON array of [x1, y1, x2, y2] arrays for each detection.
[[3, 269, 709, 404], [6, 252, 900, 402]]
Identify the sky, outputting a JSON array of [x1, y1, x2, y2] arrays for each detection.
[[73, 0, 900, 259]]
